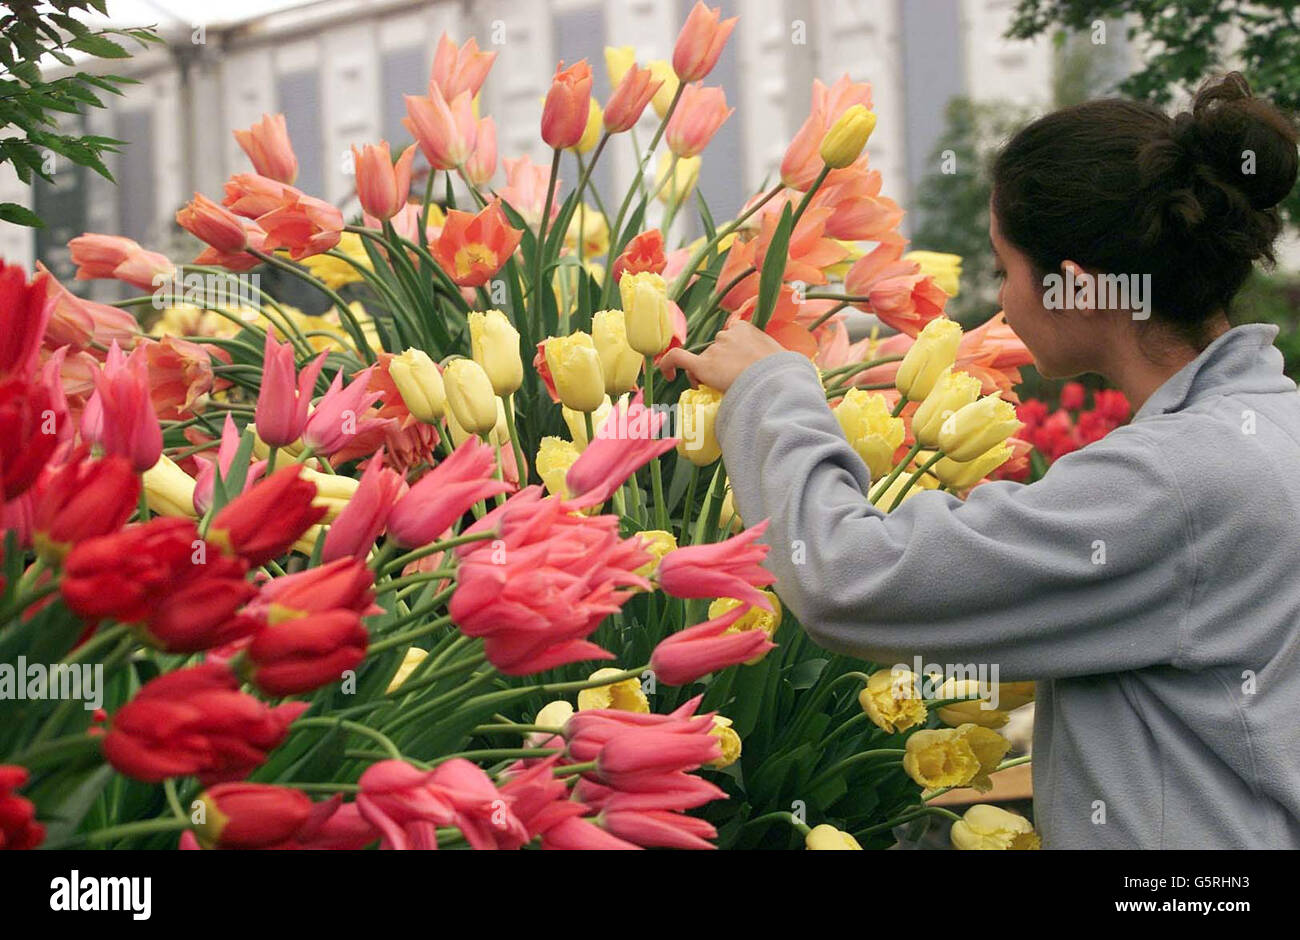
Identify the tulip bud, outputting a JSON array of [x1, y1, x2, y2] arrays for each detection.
[[591, 310, 644, 395], [385, 646, 428, 693], [389, 348, 446, 423], [633, 529, 678, 577], [933, 441, 1013, 490], [833, 388, 905, 478], [467, 309, 523, 396], [543, 333, 606, 413], [934, 677, 1011, 729], [193, 783, 314, 849], [646, 60, 679, 119], [443, 358, 499, 435], [604, 46, 636, 87], [895, 316, 962, 402], [707, 592, 781, 665], [577, 667, 650, 712], [676, 385, 723, 466], [528, 700, 574, 748], [819, 104, 876, 169], [910, 369, 982, 447], [564, 395, 613, 449], [937, 393, 1021, 462], [706, 715, 741, 769], [619, 271, 674, 357], [298, 466, 360, 524], [805, 823, 862, 850]]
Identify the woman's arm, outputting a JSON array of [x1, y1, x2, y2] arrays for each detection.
[[712, 349, 1193, 681]]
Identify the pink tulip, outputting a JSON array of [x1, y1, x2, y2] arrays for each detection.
[[176, 193, 249, 253], [254, 332, 327, 447], [574, 773, 726, 813], [598, 808, 717, 849], [673, 2, 737, 82], [429, 758, 530, 850], [655, 520, 776, 609], [256, 193, 344, 261], [564, 695, 715, 762], [429, 33, 496, 101], [386, 437, 513, 548], [604, 65, 663, 134], [541, 60, 593, 150], [67, 233, 174, 292], [353, 141, 416, 222], [301, 366, 384, 456], [193, 413, 268, 515], [80, 342, 162, 472], [403, 88, 477, 171], [463, 116, 498, 188], [321, 450, 406, 563], [665, 83, 733, 158], [565, 391, 677, 507], [233, 113, 298, 185], [593, 729, 721, 790], [0, 262, 51, 380], [356, 760, 455, 850], [650, 603, 774, 686], [864, 273, 949, 338], [498, 156, 560, 230]]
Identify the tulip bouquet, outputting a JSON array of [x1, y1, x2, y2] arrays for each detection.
[[0, 2, 1042, 852]]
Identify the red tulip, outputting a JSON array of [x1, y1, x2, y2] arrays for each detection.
[[255, 557, 380, 622], [255, 332, 328, 448], [60, 517, 200, 624], [192, 783, 314, 849], [208, 465, 327, 566], [0, 375, 63, 500], [649, 603, 774, 686], [387, 436, 512, 548], [0, 765, 44, 850], [102, 663, 307, 785], [0, 262, 52, 379], [655, 520, 776, 609], [142, 561, 258, 653], [541, 60, 593, 150], [245, 609, 368, 695], [32, 455, 140, 563]]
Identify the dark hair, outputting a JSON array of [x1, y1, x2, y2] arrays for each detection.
[[992, 72, 1299, 346]]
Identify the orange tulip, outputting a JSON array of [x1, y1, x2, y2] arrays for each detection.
[[353, 141, 416, 222], [672, 2, 737, 83], [176, 193, 249, 253], [430, 199, 524, 288], [541, 60, 593, 150], [192, 218, 266, 272], [665, 83, 732, 158], [604, 64, 663, 134], [233, 113, 298, 185], [429, 33, 497, 101], [780, 75, 873, 190], [67, 234, 174, 292], [464, 116, 498, 187], [403, 88, 477, 170]]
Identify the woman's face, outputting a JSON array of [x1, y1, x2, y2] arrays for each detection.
[[989, 203, 1093, 380]]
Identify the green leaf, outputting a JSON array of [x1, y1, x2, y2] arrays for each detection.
[[68, 33, 129, 58], [0, 203, 42, 228], [751, 202, 792, 331]]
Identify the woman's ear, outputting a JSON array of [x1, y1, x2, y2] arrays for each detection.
[[1058, 260, 1099, 316]]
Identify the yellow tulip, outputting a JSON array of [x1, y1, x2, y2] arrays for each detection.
[[389, 348, 446, 423], [543, 332, 606, 413], [707, 716, 742, 769], [902, 724, 1010, 793], [950, 804, 1040, 850], [605, 45, 636, 87], [468, 309, 523, 396], [591, 310, 644, 395], [536, 436, 581, 499], [299, 467, 359, 524], [564, 395, 613, 449], [910, 369, 982, 447], [833, 389, 905, 478], [443, 358, 498, 436], [933, 441, 1012, 490], [619, 270, 674, 357], [445, 395, 509, 449], [819, 104, 877, 169], [870, 464, 939, 510], [527, 700, 574, 748], [895, 316, 962, 402], [633, 529, 678, 577], [142, 454, 198, 519], [937, 393, 1021, 461], [934, 678, 1010, 729], [385, 647, 428, 693], [718, 485, 742, 534], [301, 231, 371, 290], [858, 668, 928, 734], [577, 667, 650, 712], [708, 591, 782, 665], [566, 204, 610, 258], [646, 59, 679, 119], [677, 385, 724, 466], [291, 523, 327, 557], [571, 98, 604, 154], [805, 824, 862, 850], [904, 250, 963, 297], [655, 151, 700, 204], [998, 682, 1036, 710]]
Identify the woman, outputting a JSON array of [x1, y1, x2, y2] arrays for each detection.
[[659, 73, 1300, 849]]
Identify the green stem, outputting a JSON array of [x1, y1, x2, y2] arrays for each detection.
[[868, 442, 923, 504], [886, 449, 945, 512]]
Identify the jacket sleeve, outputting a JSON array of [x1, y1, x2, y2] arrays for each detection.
[[713, 351, 1193, 681]]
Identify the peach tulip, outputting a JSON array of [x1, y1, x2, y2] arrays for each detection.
[[67, 233, 174, 292], [429, 199, 524, 288], [665, 84, 732, 158], [541, 60, 594, 150], [403, 88, 477, 170], [604, 64, 663, 134], [429, 33, 496, 101], [233, 113, 298, 185], [176, 193, 249, 253], [672, 2, 737, 82], [353, 141, 416, 222], [464, 116, 498, 187]]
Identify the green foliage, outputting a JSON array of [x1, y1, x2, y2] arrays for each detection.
[[0, 0, 161, 227], [1231, 271, 1300, 379]]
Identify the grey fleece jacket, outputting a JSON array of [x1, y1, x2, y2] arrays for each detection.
[[714, 322, 1300, 849]]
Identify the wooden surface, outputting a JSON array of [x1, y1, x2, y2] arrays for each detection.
[[925, 762, 1033, 806]]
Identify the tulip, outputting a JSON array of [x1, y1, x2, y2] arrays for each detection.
[[0, 377, 62, 501], [141, 558, 259, 653], [464, 115, 498, 187], [542, 333, 605, 413], [0, 765, 44, 850], [468, 308, 523, 396], [871, 465, 939, 510], [656, 520, 776, 610], [356, 760, 463, 850], [0, 263, 52, 379], [387, 348, 446, 424], [536, 436, 581, 499], [321, 453, 406, 563], [387, 437, 512, 547], [429, 199, 523, 288], [255, 332, 328, 448], [578, 667, 650, 713], [819, 104, 876, 169], [676, 384, 723, 466], [565, 393, 678, 506], [499, 155, 559, 230], [910, 369, 983, 447], [192, 783, 314, 849], [297, 467, 359, 524], [633, 529, 678, 578], [176, 193, 248, 253], [605, 65, 663, 134], [650, 603, 772, 686], [718, 485, 742, 534], [665, 84, 732, 159], [102, 663, 307, 785], [833, 389, 905, 478], [403, 88, 476, 170], [82, 343, 162, 473], [933, 441, 1013, 490], [646, 60, 679, 119], [599, 808, 717, 849], [353, 141, 416, 222], [673, 2, 737, 82], [706, 716, 741, 769], [868, 273, 949, 337], [246, 609, 368, 695], [857, 668, 928, 734], [590, 310, 643, 395], [571, 98, 604, 154], [208, 465, 327, 566], [619, 271, 674, 356], [429, 33, 496, 101], [255, 190, 344, 261], [32, 456, 139, 563], [302, 366, 383, 456], [805, 824, 862, 850], [141, 453, 199, 519], [610, 229, 666, 284], [594, 729, 722, 791], [541, 60, 594, 150], [605, 45, 636, 86], [258, 557, 379, 623], [902, 723, 1011, 793], [938, 393, 1022, 462], [233, 113, 297, 184], [61, 517, 201, 623], [442, 358, 499, 436], [66, 234, 174, 293], [904, 250, 962, 297], [896, 316, 963, 401], [951, 804, 1040, 850], [192, 415, 268, 517], [933, 678, 1011, 729], [706, 592, 781, 665], [385, 647, 428, 694], [563, 395, 613, 449]]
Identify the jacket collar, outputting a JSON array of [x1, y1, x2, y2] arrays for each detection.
[[1133, 323, 1291, 421]]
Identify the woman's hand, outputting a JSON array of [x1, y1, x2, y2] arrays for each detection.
[[656, 320, 787, 392]]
